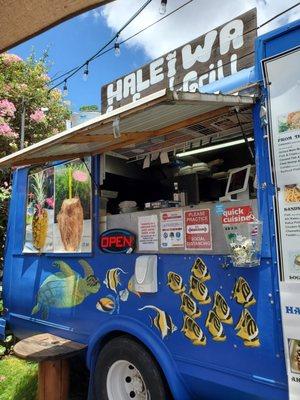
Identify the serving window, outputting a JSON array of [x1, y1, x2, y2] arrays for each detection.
[[23, 158, 92, 254], [99, 106, 259, 256]]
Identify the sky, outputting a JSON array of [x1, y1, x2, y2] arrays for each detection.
[[11, 0, 300, 112]]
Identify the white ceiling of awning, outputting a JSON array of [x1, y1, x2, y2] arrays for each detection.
[[0, 90, 254, 168]]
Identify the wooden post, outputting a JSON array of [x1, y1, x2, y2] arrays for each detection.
[[38, 360, 69, 400]]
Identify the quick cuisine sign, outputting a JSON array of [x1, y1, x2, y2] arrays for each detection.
[[101, 9, 256, 113]]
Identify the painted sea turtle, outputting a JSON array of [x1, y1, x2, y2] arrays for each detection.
[[31, 259, 100, 319]]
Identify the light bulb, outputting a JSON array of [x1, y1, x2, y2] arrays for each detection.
[[114, 42, 121, 57], [63, 81, 68, 96], [83, 64, 89, 81], [159, 0, 167, 15]]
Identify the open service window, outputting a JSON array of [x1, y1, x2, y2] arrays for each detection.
[[98, 104, 259, 259], [23, 157, 92, 254]]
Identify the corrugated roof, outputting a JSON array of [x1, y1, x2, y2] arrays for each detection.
[[0, 89, 254, 168], [0, 0, 115, 52]]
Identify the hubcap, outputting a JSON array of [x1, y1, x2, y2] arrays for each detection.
[[106, 360, 150, 400]]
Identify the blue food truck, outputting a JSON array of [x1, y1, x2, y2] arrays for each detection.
[[1, 9, 300, 400]]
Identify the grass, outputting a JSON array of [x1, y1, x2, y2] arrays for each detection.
[[0, 356, 38, 400]]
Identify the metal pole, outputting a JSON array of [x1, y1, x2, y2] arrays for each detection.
[[20, 98, 25, 150]]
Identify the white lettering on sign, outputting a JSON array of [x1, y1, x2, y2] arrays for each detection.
[[181, 30, 218, 69], [101, 9, 256, 113], [219, 19, 244, 55]]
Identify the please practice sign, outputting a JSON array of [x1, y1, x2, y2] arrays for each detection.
[[101, 9, 256, 113]]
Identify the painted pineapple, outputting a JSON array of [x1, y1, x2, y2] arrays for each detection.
[[32, 172, 48, 250]]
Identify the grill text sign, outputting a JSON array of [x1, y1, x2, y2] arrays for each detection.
[[101, 9, 256, 113]]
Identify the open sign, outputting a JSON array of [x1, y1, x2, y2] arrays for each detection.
[[99, 229, 136, 254]]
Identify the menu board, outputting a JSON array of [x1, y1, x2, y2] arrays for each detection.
[[265, 47, 300, 399], [266, 49, 300, 282]]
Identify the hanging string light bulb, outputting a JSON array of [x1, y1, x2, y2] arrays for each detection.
[[83, 62, 89, 81], [114, 39, 121, 57], [159, 0, 167, 15], [63, 80, 68, 96]]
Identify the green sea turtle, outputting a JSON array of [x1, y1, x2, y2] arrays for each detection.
[[32, 259, 100, 319]]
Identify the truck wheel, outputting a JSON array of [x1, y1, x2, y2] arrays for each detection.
[[94, 336, 170, 400]]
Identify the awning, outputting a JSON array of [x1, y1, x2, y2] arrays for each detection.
[[0, 90, 255, 168], [0, 0, 115, 52]]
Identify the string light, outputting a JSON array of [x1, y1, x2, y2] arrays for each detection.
[[159, 0, 167, 15], [114, 40, 121, 57], [49, 0, 194, 93], [63, 80, 68, 96], [83, 63, 89, 81], [48, 1, 299, 96]]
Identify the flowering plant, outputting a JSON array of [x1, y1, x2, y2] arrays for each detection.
[[30, 109, 46, 123]]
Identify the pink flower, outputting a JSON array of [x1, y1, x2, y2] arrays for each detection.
[[2, 53, 22, 65], [72, 170, 88, 182], [0, 99, 16, 118], [45, 197, 54, 208], [0, 123, 18, 138], [30, 109, 46, 123]]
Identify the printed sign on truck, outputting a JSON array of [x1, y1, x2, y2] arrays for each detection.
[[185, 209, 212, 250]]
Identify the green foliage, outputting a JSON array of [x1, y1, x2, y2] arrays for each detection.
[[0, 52, 70, 156], [0, 357, 38, 400], [79, 104, 99, 112]]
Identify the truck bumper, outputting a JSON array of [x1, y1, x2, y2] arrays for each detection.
[[0, 318, 6, 339]]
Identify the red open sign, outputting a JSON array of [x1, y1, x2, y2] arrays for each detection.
[[99, 229, 136, 254]]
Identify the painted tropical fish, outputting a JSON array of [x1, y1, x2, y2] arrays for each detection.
[[235, 309, 260, 347], [205, 310, 226, 341], [233, 277, 256, 308], [167, 271, 185, 294], [96, 295, 119, 314], [31, 260, 100, 320], [104, 268, 126, 294], [181, 315, 206, 346], [119, 288, 129, 302], [213, 291, 233, 324], [189, 276, 211, 304], [128, 275, 141, 297], [139, 305, 177, 339], [191, 258, 211, 282], [180, 293, 201, 319]]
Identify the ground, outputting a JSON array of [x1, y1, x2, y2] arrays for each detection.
[[0, 355, 89, 400]]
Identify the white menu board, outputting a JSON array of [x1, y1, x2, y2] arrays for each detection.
[[265, 47, 300, 400]]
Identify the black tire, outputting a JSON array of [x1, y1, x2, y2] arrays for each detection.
[[93, 335, 170, 400]]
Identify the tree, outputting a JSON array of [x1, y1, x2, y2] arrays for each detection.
[[79, 105, 99, 112], [0, 52, 70, 156], [0, 52, 70, 267]]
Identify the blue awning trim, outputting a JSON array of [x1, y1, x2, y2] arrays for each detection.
[[0, 318, 6, 339], [200, 66, 257, 95]]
